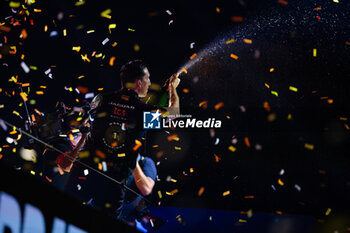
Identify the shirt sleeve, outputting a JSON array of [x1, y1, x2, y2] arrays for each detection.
[[139, 157, 157, 182]]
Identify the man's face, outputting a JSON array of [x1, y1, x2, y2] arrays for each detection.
[[138, 68, 151, 97]]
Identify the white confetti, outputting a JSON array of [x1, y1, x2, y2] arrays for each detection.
[[84, 169, 89, 176], [209, 216, 212, 221], [44, 68, 51, 75], [49, 31, 58, 37], [169, 20, 173, 25], [75, 88, 80, 94], [279, 169, 285, 175], [0, 120, 8, 131], [21, 61, 30, 73], [271, 184, 276, 191], [85, 92, 95, 99], [102, 161, 107, 172], [77, 184, 81, 190], [48, 73, 53, 79], [214, 138, 220, 145], [190, 42, 195, 49], [232, 138, 238, 144], [165, 10, 172, 15], [255, 144, 262, 150], [102, 37, 109, 45], [6, 137, 14, 144], [294, 184, 301, 192], [240, 105, 246, 112]]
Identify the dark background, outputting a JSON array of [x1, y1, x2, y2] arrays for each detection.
[[1, 0, 350, 228]]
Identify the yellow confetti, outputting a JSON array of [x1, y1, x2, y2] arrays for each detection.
[[101, 9, 112, 19], [112, 42, 118, 47], [44, 25, 48, 32], [174, 146, 182, 150], [170, 179, 177, 183], [63, 29, 67, 37], [86, 30, 95, 34], [9, 2, 21, 8], [190, 168, 194, 173], [313, 48, 317, 57], [75, 0, 85, 6], [304, 143, 314, 150], [239, 219, 247, 223], [77, 75, 85, 79], [128, 28, 135, 32], [158, 191, 162, 199], [78, 151, 90, 158], [339, 117, 348, 121], [223, 190, 230, 196], [117, 153, 126, 157], [325, 208, 331, 216], [72, 46, 81, 52], [167, 134, 180, 141], [288, 114, 292, 120], [344, 124, 349, 130], [278, 178, 284, 186], [230, 53, 239, 60], [228, 145, 236, 152], [289, 86, 298, 92], [269, 68, 275, 72], [13, 111, 20, 116], [216, 7, 220, 13], [108, 24, 116, 33], [134, 44, 140, 52], [226, 39, 235, 44], [30, 170, 35, 175], [271, 91, 278, 96]]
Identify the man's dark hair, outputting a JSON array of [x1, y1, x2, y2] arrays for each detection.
[[120, 59, 148, 87]]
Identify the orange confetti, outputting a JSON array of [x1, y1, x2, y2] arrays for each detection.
[[276, 211, 283, 215], [244, 137, 251, 147], [169, 189, 178, 195], [244, 195, 255, 199], [21, 29, 28, 39], [314, 7, 322, 11], [183, 88, 189, 93], [264, 83, 270, 88], [182, 68, 188, 74], [156, 151, 164, 158], [109, 56, 116, 66], [0, 154, 3, 160], [230, 53, 239, 60], [167, 134, 179, 141], [22, 83, 30, 87], [95, 149, 106, 159], [278, 0, 288, 5], [152, 145, 159, 148], [346, 41, 350, 46], [0, 25, 11, 32], [231, 16, 244, 22], [190, 53, 197, 60], [20, 92, 28, 102], [198, 187, 205, 196], [214, 154, 221, 162], [132, 139, 142, 151], [111, 141, 118, 147], [45, 176, 52, 182], [77, 86, 89, 94], [263, 101, 271, 112], [269, 68, 275, 72], [278, 178, 284, 186], [243, 38, 252, 44], [98, 163, 103, 170], [36, 91, 44, 95], [199, 101, 208, 109], [214, 102, 224, 110], [327, 99, 334, 104]]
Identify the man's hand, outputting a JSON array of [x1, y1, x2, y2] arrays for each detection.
[[163, 73, 180, 92], [56, 153, 74, 172]]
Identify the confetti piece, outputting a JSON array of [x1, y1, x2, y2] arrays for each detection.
[[214, 102, 224, 110], [190, 168, 194, 173], [279, 169, 285, 175], [183, 88, 189, 93], [244, 137, 251, 147], [228, 145, 236, 152], [9, 2, 21, 8], [230, 53, 239, 60], [166, 189, 178, 195], [166, 10, 172, 15], [108, 56, 116, 66], [158, 191, 162, 199], [271, 91, 278, 96], [170, 178, 177, 183], [269, 68, 275, 72], [231, 16, 244, 22], [294, 184, 301, 191], [50, 31, 58, 37], [102, 38, 109, 45], [278, 0, 288, 5], [223, 190, 230, 196], [199, 101, 208, 109], [263, 102, 271, 112], [63, 29, 67, 37], [243, 38, 252, 44], [313, 48, 317, 57], [117, 153, 126, 157], [333, 0, 339, 3], [198, 187, 205, 196], [75, 0, 85, 6], [276, 211, 283, 215], [214, 154, 221, 162], [216, 7, 220, 13], [289, 86, 298, 92], [45, 176, 52, 182], [86, 30, 95, 34], [128, 28, 135, 32], [100, 9, 112, 19], [226, 39, 235, 44], [244, 195, 255, 199], [112, 42, 118, 47], [167, 134, 179, 141], [304, 143, 314, 150], [325, 208, 331, 216], [132, 139, 142, 151], [327, 99, 334, 104], [20, 29, 28, 39], [190, 53, 197, 60], [168, 20, 174, 25], [95, 149, 106, 159], [278, 178, 284, 186], [190, 42, 195, 48], [181, 68, 188, 74], [72, 46, 81, 52], [108, 24, 116, 34], [20, 92, 28, 102], [239, 219, 247, 223], [174, 146, 181, 150]]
